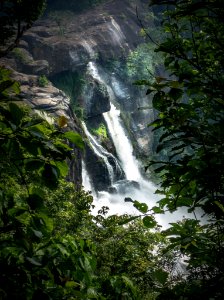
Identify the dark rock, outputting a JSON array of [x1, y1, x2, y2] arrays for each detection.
[[85, 144, 111, 191], [83, 78, 110, 117], [109, 180, 140, 194]]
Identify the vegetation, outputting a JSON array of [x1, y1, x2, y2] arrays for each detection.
[[126, 43, 161, 81], [0, 66, 176, 299], [50, 70, 85, 118], [38, 75, 49, 87], [0, 0, 46, 57], [91, 123, 108, 140], [11, 48, 32, 64], [136, 0, 224, 298], [1, 0, 224, 299]]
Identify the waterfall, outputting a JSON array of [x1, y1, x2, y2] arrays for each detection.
[[82, 121, 114, 184], [104, 103, 141, 181], [83, 61, 197, 228], [82, 160, 95, 194]]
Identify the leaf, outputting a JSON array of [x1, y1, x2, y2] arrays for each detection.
[[58, 115, 68, 128], [25, 159, 44, 171], [133, 201, 148, 213], [55, 160, 69, 177], [15, 211, 31, 225], [31, 229, 43, 239], [164, 56, 175, 67], [38, 212, 54, 233], [124, 197, 134, 203], [0, 80, 15, 93], [64, 131, 84, 150], [28, 193, 44, 210], [168, 88, 183, 101], [118, 216, 139, 225], [146, 89, 155, 95], [143, 216, 157, 228], [42, 163, 59, 188], [29, 124, 51, 139], [214, 201, 224, 213], [134, 79, 150, 86], [26, 257, 42, 266], [152, 91, 166, 110], [151, 269, 168, 285], [9, 102, 25, 126], [151, 206, 164, 214], [65, 281, 80, 288]]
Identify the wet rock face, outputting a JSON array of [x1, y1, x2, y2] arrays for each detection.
[[83, 79, 111, 117], [85, 144, 111, 191], [16, 0, 145, 76], [108, 180, 140, 194]]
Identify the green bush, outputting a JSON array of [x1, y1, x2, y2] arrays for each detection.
[[38, 75, 49, 87]]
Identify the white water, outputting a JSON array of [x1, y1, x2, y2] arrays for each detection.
[[104, 103, 141, 181], [82, 121, 115, 184], [82, 160, 95, 194], [83, 62, 197, 228]]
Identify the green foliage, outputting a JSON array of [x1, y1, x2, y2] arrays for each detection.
[[38, 75, 49, 87], [0, 67, 177, 299], [0, 67, 98, 299], [126, 43, 161, 81], [91, 123, 108, 139], [50, 70, 85, 117], [139, 0, 224, 298], [11, 47, 32, 64]]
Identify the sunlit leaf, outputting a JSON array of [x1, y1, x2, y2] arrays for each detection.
[[134, 201, 148, 213], [64, 131, 84, 150]]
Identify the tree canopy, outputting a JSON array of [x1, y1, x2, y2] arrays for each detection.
[[137, 0, 224, 298], [0, 0, 46, 57]]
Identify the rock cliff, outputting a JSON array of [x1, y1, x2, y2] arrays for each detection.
[[1, 0, 155, 188]]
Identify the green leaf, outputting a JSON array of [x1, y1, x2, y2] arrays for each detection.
[[15, 211, 31, 225], [133, 201, 148, 213], [151, 206, 164, 214], [118, 216, 139, 225], [31, 229, 43, 239], [55, 160, 69, 177], [42, 163, 59, 188], [25, 159, 44, 171], [26, 257, 42, 266], [151, 269, 168, 285], [214, 201, 224, 213], [152, 91, 166, 110], [65, 281, 80, 288], [168, 88, 183, 101], [0, 80, 15, 93], [9, 102, 25, 126], [64, 131, 84, 150], [37, 212, 54, 233], [143, 216, 157, 228]]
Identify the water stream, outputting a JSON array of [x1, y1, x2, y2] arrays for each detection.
[[83, 61, 197, 228]]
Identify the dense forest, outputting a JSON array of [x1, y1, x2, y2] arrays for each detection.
[[0, 0, 224, 299]]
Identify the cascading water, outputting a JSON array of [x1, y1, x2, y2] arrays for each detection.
[[82, 160, 95, 195], [82, 121, 123, 185], [103, 103, 141, 181], [83, 61, 198, 228]]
